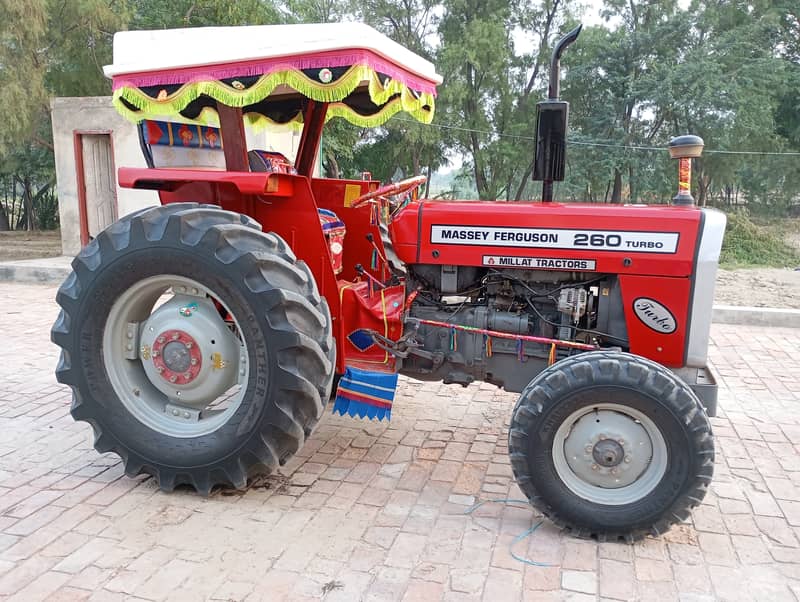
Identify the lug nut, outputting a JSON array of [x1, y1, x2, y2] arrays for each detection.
[[591, 464, 598, 471], [172, 409, 179, 416], [133, 388, 140, 396], [158, 337, 165, 344], [152, 350, 160, 357], [157, 366, 164, 373], [585, 445, 593, 453], [183, 411, 190, 419], [169, 375, 177, 383], [172, 333, 180, 340], [190, 358, 198, 366], [126, 344, 133, 351], [185, 342, 193, 348], [618, 439, 625, 445], [624, 456, 632, 463], [126, 331, 133, 339]]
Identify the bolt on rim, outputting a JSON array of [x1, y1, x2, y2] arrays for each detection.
[[103, 275, 249, 438], [552, 402, 668, 506]]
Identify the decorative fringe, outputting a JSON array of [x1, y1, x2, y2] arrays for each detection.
[[548, 343, 557, 366], [517, 339, 526, 362], [485, 334, 492, 357], [450, 326, 458, 351], [113, 50, 439, 96], [370, 248, 379, 271], [113, 64, 436, 128], [332, 366, 398, 422]]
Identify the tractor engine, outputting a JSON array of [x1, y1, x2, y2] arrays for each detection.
[[399, 265, 627, 392]]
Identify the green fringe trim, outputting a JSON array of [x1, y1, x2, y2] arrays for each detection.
[[113, 64, 435, 127]]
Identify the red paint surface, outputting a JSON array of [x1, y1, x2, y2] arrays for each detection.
[[119, 167, 704, 370]]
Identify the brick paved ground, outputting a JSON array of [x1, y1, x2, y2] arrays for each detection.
[[1, 282, 800, 601]]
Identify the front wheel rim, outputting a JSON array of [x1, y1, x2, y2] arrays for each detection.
[[552, 402, 669, 506], [103, 275, 250, 438]]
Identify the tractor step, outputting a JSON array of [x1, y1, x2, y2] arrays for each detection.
[[672, 366, 718, 417]]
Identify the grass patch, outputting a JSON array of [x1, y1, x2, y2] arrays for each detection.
[[720, 213, 800, 268]]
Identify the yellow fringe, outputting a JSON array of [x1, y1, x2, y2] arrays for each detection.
[[113, 64, 435, 127]]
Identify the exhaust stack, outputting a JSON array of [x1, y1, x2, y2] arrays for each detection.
[[533, 24, 582, 202]]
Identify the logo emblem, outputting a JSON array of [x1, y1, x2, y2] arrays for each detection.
[[633, 298, 676, 334], [318, 68, 333, 83]]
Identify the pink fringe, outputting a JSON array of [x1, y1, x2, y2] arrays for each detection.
[[112, 49, 438, 95]]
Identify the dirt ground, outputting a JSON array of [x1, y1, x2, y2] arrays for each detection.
[[716, 267, 800, 309], [1, 230, 799, 308], [0, 230, 62, 261]]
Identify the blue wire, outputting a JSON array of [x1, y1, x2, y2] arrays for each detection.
[[463, 498, 552, 567]]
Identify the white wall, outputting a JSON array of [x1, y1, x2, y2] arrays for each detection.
[[51, 96, 303, 256], [52, 97, 157, 255]]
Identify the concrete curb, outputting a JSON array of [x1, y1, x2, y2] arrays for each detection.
[[0, 258, 72, 285], [712, 305, 800, 329], [1, 259, 799, 328]]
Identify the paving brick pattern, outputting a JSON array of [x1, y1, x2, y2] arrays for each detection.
[[1, 282, 800, 601]]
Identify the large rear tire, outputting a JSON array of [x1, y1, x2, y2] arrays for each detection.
[[509, 351, 713, 541], [52, 203, 334, 494]]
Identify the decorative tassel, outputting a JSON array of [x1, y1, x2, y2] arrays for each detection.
[[370, 248, 379, 270], [548, 343, 557, 366], [370, 203, 379, 226], [449, 326, 457, 351], [517, 339, 525, 362], [485, 334, 492, 357]]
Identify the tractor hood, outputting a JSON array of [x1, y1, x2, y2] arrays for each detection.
[[390, 200, 706, 277]]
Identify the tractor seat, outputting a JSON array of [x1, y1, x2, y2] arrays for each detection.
[[248, 149, 346, 275], [247, 150, 297, 174]]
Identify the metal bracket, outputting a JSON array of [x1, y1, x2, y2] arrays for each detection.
[[124, 322, 140, 360], [165, 403, 201, 422]]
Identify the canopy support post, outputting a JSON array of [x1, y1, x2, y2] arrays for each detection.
[[296, 100, 328, 177], [218, 105, 249, 172]]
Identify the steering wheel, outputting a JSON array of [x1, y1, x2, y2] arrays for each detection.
[[350, 175, 427, 209]]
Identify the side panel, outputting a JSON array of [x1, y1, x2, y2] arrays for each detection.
[[618, 275, 691, 367], [311, 178, 385, 283]]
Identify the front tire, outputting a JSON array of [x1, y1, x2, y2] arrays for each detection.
[[51, 203, 334, 494], [509, 351, 713, 541]]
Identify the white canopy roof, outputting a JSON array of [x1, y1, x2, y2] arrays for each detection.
[[104, 22, 442, 85]]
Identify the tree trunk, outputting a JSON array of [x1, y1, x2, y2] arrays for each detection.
[[470, 131, 488, 199], [610, 168, 623, 204], [323, 153, 340, 179], [628, 165, 635, 203], [513, 157, 535, 201], [0, 204, 9, 231], [424, 164, 432, 198], [412, 150, 421, 177]]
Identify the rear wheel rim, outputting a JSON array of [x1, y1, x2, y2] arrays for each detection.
[[103, 275, 249, 438], [552, 402, 668, 506]]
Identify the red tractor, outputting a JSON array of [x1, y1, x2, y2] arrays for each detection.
[[52, 23, 723, 541]]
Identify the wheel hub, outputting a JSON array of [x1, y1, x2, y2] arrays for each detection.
[[553, 403, 666, 503], [137, 293, 243, 407], [152, 330, 202, 384], [592, 438, 625, 467]]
